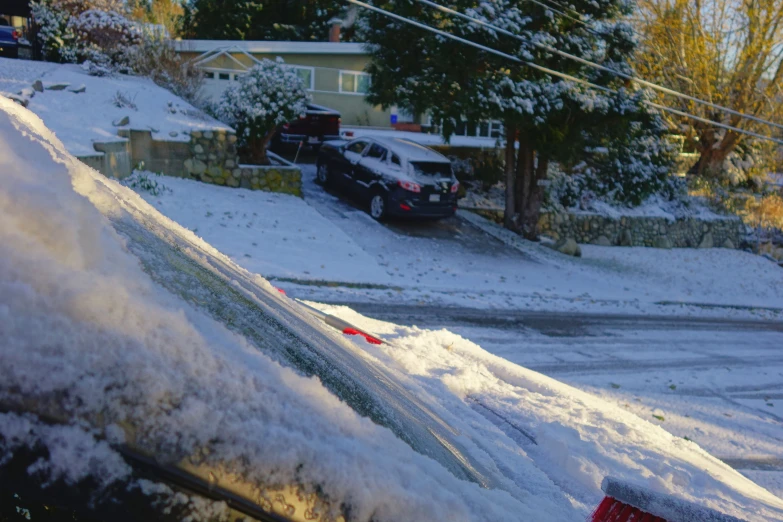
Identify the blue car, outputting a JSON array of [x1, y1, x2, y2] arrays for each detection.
[[0, 17, 30, 58]]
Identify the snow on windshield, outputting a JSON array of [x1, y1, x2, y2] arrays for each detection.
[[0, 98, 573, 520]]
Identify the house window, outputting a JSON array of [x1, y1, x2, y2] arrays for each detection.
[[399, 107, 416, 123], [489, 120, 504, 139], [339, 71, 371, 94], [204, 72, 215, 79], [218, 73, 230, 80], [293, 67, 314, 90]]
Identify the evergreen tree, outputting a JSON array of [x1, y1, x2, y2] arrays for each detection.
[[182, 0, 350, 41], [360, 0, 675, 238]]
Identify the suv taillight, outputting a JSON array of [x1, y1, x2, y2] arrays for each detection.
[[450, 182, 460, 193], [11, 30, 20, 40], [398, 180, 421, 193]]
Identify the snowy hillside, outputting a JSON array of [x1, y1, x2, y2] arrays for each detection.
[[2, 93, 783, 520], [0, 57, 229, 156]]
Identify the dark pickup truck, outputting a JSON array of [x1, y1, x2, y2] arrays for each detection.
[[0, 17, 30, 58], [274, 103, 341, 151]]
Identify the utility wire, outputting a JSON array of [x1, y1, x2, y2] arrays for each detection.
[[346, 0, 783, 145], [415, 0, 783, 133]]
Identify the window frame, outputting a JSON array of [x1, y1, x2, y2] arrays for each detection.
[[339, 70, 371, 95], [365, 143, 388, 161], [286, 65, 315, 91], [345, 139, 370, 155]]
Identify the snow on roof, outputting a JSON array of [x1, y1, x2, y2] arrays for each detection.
[[177, 40, 368, 55]]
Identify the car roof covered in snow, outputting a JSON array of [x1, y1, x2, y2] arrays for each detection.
[[364, 136, 450, 164]]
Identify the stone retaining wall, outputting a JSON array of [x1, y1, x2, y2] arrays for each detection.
[[538, 212, 742, 249], [77, 129, 301, 197], [183, 130, 301, 197]]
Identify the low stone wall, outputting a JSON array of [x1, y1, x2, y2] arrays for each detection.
[[77, 140, 133, 179], [539, 212, 741, 249], [77, 128, 301, 197], [119, 129, 190, 177], [183, 130, 301, 197]]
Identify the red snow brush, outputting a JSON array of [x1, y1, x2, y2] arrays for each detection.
[[590, 477, 745, 522]]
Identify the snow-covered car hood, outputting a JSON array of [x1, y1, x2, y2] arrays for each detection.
[[0, 98, 570, 521]]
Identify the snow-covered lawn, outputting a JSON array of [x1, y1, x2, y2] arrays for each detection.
[[4, 90, 783, 520], [0, 57, 229, 156], [131, 165, 783, 317], [129, 172, 392, 283]]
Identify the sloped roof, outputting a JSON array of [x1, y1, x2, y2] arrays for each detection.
[[176, 40, 367, 55]]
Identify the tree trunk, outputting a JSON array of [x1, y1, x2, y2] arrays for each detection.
[[688, 131, 740, 178], [521, 156, 549, 240], [249, 128, 277, 166], [503, 123, 517, 231], [515, 138, 535, 220]]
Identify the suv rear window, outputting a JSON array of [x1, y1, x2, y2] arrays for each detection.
[[410, 162, 452, 177]]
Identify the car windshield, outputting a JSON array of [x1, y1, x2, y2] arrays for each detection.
[[410, 161, 452, 177]]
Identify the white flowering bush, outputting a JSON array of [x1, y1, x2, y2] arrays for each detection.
[[68, 9, 141, 72], [30, 0, 73, 62], [31, 0, 139, 73], [215, 59, 309, 165]]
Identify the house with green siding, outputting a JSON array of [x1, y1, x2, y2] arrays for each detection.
[[176, 39, 505, 139], [176, 40, 394, 128]]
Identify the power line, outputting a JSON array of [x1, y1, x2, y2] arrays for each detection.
[[415, 0, 783, 134], [346, 0, 783, 146]]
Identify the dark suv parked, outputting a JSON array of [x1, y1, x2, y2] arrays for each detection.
[[316, 136, 460, 220]]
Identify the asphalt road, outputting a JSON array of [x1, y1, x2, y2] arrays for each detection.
[[326, 301, 783, 482]]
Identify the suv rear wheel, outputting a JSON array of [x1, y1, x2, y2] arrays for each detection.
[[369, 192, 387, 221], [316, 163, 331, 186]]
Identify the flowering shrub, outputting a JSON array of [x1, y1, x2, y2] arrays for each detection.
[[215, 59, 309, 165], [31, 0, 139, 73], [68, 9, 141, 71]]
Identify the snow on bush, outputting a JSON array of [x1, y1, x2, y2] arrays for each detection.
[[30, 0, 73, 62], [547, 90, 680, 209], [67, 8, 141, 73], [31, 0, 146, 75], [214, 59, 309, 165], [124, 32, 203, 103]]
